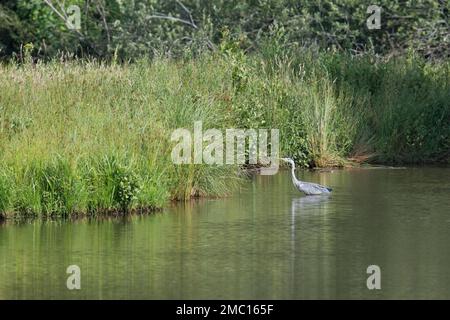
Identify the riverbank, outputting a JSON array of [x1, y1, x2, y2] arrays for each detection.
[[0, 50, 449, 218]]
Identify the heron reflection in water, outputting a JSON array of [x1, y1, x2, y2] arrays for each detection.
[[289, 195, 331, 292], [290, 196, 331, 237]]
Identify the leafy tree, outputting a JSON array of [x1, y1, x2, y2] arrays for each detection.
[[1, 0, 448, 60]]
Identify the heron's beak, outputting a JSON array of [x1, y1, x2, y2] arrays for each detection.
[[280, 158, 289, 162]]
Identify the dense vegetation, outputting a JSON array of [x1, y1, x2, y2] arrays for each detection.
[[1, 46, 449, 218], [0, 1, 449, 219], [1, 0, 449, 60]]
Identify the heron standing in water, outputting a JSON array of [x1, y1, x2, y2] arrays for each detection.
[[281, 158, 332, 195]]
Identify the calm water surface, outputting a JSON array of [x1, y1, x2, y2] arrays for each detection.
[[0, 167, 449, 299]]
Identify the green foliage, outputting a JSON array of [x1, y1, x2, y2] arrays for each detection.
[[0, 57, 242, 218], [7, 158, 80, 217], [0, 3, 23, 57], [219, 29, 250, 94], [33, 159, 78, 216], [319, 51, 450, 163], [0, 49, 448, 218], [83, 155, 141, 212], [1, 0, 448, 60], [0, 171, 11, 215], [218, 45, 449, 167]]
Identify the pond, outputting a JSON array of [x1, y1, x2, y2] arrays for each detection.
[[0, 167, 449, 299]]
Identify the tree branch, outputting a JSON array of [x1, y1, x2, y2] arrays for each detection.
[[147, 1, 198, 29], [176, 0, 197, 29], [147, 14, 198, 29], [42, 0, 84, 37], [43, 0, 105, 57], [95, 0, 111, 46]]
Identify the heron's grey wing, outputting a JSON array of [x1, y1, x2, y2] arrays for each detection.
[[297, 181, 332, 195], [293, 180, 332, 195], [310, 182, 332, 193], [294, 181, 319, 195]]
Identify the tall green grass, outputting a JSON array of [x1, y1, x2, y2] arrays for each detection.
[[0, 57, 241, 218], [0, 49, 448, 218]]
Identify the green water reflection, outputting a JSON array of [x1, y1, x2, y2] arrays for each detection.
[[0, 167, 449, 299]]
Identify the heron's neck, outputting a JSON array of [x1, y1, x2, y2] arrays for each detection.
[[290, 163, 300, 184]]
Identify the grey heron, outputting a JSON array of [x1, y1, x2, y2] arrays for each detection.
[[281, 158, 332, 195]]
